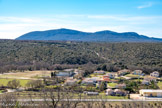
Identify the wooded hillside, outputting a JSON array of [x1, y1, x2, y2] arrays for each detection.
[[0, 40, 161, 74]]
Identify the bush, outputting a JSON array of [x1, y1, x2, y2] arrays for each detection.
[[7, 79, 20, 89]]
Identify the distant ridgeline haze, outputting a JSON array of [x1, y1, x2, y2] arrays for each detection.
[[16, 28, 162, 42]]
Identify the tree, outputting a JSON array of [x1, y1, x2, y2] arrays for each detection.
[[51, 72, 54, 77], [7, 79, 20, 89], [101, 64, 107, 71], [26, 80, 44, 90], [15, 101, 21, 108], [99, 82, 107, 91], [150, 81, 158, 89], [0, 94, 18, 108]]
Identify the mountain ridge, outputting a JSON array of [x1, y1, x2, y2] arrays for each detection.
[[16, 28, 162, 42]]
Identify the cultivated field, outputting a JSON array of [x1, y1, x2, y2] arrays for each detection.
[[0, 70, 52, 80], [0, 70, 52, 87]]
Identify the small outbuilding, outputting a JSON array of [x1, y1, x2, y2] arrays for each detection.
[[94, 70, 105, 74], [86, 92, 99, 95], [118, 69, 130, 76]]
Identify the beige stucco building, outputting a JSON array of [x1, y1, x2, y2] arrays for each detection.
[[139, 89, 162, 97]]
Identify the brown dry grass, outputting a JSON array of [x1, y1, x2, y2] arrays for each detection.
[[0, 70, 52, 80]]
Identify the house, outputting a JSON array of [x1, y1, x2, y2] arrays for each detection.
[[118, 69, 130, 76], [139, 89, 162, 97], [82, 79, 94, 85], [115, 84, 126, 89], [106, 73, 117, 79], [74, 69, 84, 74], [114, 89, 127, 96], [74, 69, 85, 79], [102, 75, 110, 82], [150, 71, 159, 78], [132, 70, 143, 75], [142, 80, 150, 85], [106, 89, 127, 96], [106, 89, 115, 96], [55, 71, 74, 77], [92, 77, 101, 81], [96, 77, 109, 87], [144, 76, 157, 82], [65, 78, 77, 86], [81, 78, 98, 85], [94, 70, 105, 74]]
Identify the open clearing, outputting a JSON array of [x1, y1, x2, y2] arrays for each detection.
[[158, 81, 162, 89], [107, 82, 118, 88], [125, 74, 141, 78], [0, 70, 52, 80], [0, 78, 30, 87], [0, 71, 52, 87]]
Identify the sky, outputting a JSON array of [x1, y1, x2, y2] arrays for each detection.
[[0, 0, 162, 39]]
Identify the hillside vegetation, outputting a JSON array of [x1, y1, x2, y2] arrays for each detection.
[[0, 40, 161, 74]]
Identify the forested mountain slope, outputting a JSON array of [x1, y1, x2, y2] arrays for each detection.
[[0, 40, 161, 73]]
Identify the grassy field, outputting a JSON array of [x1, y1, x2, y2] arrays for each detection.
[[5, 91, 127, 99], [157, 81, 162, 89], [89, 74, 103, 78], [125, 74, 142, 78], [0, 70, 52, 80], [0, 71, 51, 88], [131, 79, 143, 82], [108, 82, 118, 88], [0, 90, 4, 93], [0, 78, 30, 87], [99, 93, 127, 99]]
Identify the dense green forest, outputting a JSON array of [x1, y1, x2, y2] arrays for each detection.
[[0, 40, 161, 74]]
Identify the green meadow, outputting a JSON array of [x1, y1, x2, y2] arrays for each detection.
[[0, 78, 30, 87]]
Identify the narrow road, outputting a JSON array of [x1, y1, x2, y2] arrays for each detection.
[[14, 99, 162, 102]]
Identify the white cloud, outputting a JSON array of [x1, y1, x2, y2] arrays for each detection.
[[0, 17, 42, 23], [87, 15, 162, 22], [137, 2, 153, 9]]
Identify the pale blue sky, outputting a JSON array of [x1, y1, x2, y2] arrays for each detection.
[[0, 0, 162, 39]]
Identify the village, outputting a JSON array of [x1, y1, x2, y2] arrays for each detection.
[[0, 68, 162, 100], [50, 68, 162, 100]]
